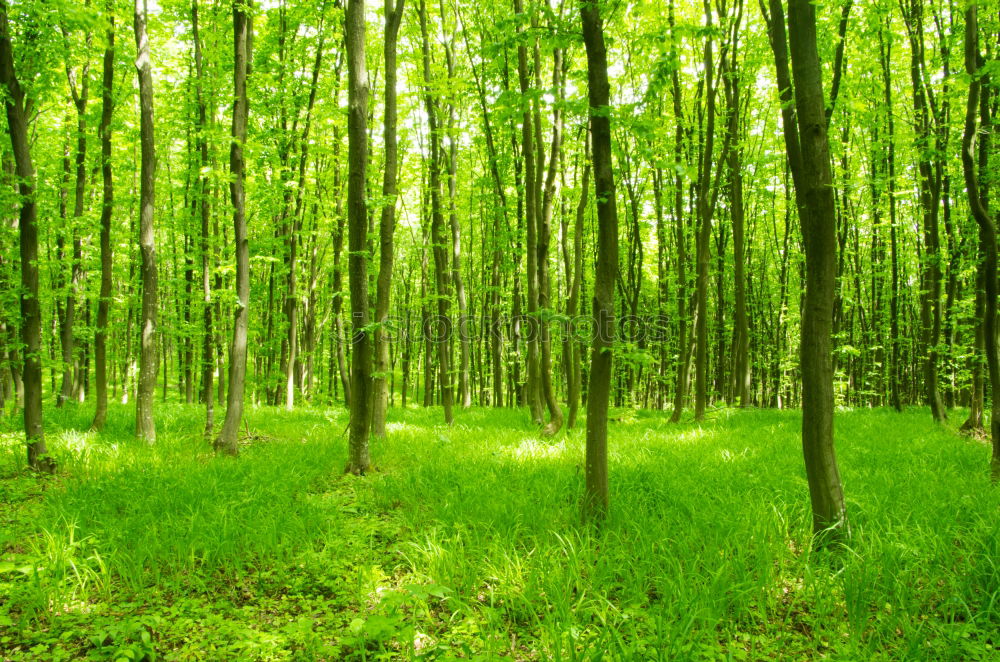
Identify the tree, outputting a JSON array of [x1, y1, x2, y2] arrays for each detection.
[[0, 0, 52, 472], [57, 19, 91, 408], [191, 0, 214, 437], [765, 0, 847, 543], [345, 0, 373, 473], [91, 0, 115, 431], [960, 3, 1000, 480], [580, 0, 617, 522], [215, 0, 252, 456], [372, 0, 405, 438], [420, 0, 454, 426], [134, 0, 158, 443]]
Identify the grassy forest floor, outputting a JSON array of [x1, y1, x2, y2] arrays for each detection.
[[1, 403, 998, 661]]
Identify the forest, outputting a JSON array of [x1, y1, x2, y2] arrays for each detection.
[[1, 0, 1000, 658]]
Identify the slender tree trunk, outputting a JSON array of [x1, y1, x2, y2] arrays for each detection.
[[191, 0, 216, 437], [345, 0, 373, 472], [134, 0, 158, 443], [373, 0, 405, 436], [567, 161, 589, 429], [420, 0, 453, 425], [581, 0, 617, 523], [515, 0, 543, 424], [902, 0, 946, 423], [668, 0, 690, 423], [879, 25, 903, 412], [91, 5, 114, 431], [215, 0, 251, 455], [961, 4, 1000, 480], [770, 0, 848, 543], [57, 27, 90, 409], [539, 47, 565, 436], [0, 0, 53, 471], [724, 12, 750, 407]]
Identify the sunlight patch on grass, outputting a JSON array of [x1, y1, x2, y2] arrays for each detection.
[[504, 437, 570, 460]]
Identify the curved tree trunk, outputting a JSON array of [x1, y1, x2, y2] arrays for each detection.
[[961, 4, 1000, 480]]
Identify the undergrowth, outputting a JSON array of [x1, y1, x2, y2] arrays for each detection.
[[0, 403, 997, 660]]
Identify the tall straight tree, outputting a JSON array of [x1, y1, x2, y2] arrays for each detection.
[[693, 0, 722, 422], [215, 0, 251, 456], [901, 0, 947, 423], [372, 0, 405, 438], [91, 1, 115, 431], [514, 0, 543, 425], [134, 0, 158, 443], [766, 0, 847, 543], [345, 0, 373, 472], [0, 0, 52, 471], [960, 3, 1000, 480], [419, 0, 454, 426], [191, 0, 214, 437], [580, 0, 617, 522], [58, 22, 90, 407]]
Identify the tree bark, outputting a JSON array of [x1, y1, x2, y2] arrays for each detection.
[[215, 0, 251, 456], [134, 0, 158, 443], [723, 4, 749, 407], [901, 0, 946, 423], [373, 0, 405, 437], [581, 0, 617, 523], [345, 0, 373, 472], [567, 160, 589, 429], [91, 3, 114, 431], [420, 0, 454, 426], [515, 0, 543, 425], [0, 0, 53, 471], [538, 46, 565, 436], [781, 0, 848, 543], [960, 4, 1000, 480], [191, 0, 215, 437]]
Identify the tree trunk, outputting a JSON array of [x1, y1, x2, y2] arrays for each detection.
[[134, 0, 158, 443], [0, 0, 53, 472], [668, 0, 690, 423], [773, 0, 848, 543], [538, 47, 565, 436], [192, 0, 215, 437], [567, 161, 589, 429], [723, 12, 750, 407], [902, 0, 946, 423], [215, 0, 251, 456], [420, 0, 453, 426], [515, 0, 543, 425], [878, 25, 903, 412], [581, 0, 618, 523], [960, 4, 1000, 480], [373, 0, 405, 437], [91, 5, 114, 431], [345, 0, 373, 472]]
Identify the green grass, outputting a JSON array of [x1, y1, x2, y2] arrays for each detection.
[[1, 402, 998, 660]]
